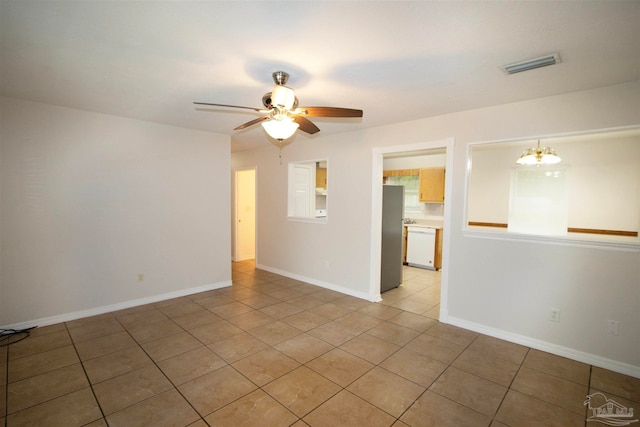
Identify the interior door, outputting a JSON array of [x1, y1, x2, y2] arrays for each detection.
[[236, 169, 256, 261]]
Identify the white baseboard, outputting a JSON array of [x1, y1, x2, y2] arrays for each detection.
[[256, 263, 374, 302], [2, 280, 232, 330], [447, 316, 640, 379]]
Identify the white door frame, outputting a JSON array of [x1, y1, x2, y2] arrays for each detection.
[[234, 167, 257, 262], [369, 137, 454, 323]]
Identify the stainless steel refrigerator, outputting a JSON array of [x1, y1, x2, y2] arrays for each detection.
[[381, 185, 404, 293]]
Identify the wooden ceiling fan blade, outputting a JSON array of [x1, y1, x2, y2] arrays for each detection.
[[234, 116, 269, 131], [293, 116, 320, 134], [297, 106, 363, 118], [193, 102, 267, 113]]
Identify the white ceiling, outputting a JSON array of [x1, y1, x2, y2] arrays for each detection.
[[1, 1, 638, 152]]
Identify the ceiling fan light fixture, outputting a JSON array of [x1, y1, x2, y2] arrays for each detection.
[[262, 115, 299, 140], [516, 140, 561, 165], [503, 53, 561, 75]]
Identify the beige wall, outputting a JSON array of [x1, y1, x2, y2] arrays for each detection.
[[1, 80, 637, 377], [0, 97, 232, 326], [232, 81, 640, 376]]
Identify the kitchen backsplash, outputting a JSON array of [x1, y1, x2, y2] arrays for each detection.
[[423, 203, 444, 217], [405, 203, 444, 221]]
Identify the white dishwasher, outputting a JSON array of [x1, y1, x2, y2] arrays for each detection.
[[406, 226, 436, 270]]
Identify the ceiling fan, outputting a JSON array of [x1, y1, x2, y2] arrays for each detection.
[[194, 71, 363, 142]]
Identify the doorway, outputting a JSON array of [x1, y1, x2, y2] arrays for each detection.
[[369, 138, 454, 323], [234, 168, 256, 262]]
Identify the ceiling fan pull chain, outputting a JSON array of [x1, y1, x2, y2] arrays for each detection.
[[275, 139, 291, 164]]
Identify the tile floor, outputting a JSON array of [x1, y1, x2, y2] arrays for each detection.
[[1, 260, 639, 426]]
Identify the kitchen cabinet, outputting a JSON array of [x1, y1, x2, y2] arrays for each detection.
[[316, 167, 327, 189], [419, 167, 445, 203], [434, 228, 443, 270], [403, 226, 408, 263]]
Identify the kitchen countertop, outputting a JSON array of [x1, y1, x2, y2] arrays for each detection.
[[404, 221, 443, 229]]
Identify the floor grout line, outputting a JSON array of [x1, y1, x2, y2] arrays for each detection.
[[64, 322, 108, 424]]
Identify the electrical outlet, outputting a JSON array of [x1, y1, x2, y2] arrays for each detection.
[[137, 273, 144, 282], [607, 320, 619, 336], [549, 308, 561, 322]]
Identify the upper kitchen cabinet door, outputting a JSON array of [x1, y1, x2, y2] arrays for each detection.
[[419, 168, 445, 203], [315, 167, 327, 189]]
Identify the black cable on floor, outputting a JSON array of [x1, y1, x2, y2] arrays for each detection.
[[0, 326, 37, 347]]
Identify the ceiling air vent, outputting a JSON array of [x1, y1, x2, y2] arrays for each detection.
[[502, 53, 561, 75]]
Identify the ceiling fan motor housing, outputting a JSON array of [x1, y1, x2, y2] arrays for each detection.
[[272, 71, 289, 85]]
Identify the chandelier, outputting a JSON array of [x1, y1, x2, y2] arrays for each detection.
[[516, 141, 561, 165]]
